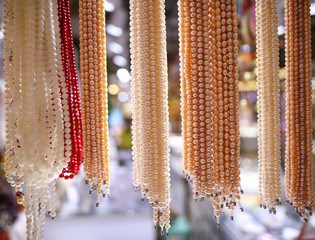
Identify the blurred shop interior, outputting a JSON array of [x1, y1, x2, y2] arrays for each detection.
[[1, 0, 315, 239]]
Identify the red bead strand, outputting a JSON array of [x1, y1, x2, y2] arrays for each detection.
[[57, 0, 83, 179]]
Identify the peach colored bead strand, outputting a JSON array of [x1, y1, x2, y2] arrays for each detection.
[[284, 0, 313, 221], [79, 0, 110, 205], [178, 0, 212, 201], [210, 0, 242, 223], [178, 0, 242, 226]]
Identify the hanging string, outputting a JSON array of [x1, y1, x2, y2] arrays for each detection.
[[256, 0, 282, 213], [178, 0, 242, 225], [79, 0, 110, 204], [284, 0, 313, 221], [130, 0, 171, 234], [57, 0, 83, 179], [3, 0, 70, 238]]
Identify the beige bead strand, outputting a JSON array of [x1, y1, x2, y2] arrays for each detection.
[[130, 0, 171, 234], [130, 0, 141, 190], [256, 0, 282, 213]]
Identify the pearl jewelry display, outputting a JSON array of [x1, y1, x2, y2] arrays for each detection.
[[130, 0, 171, 234], [2, 0, 315, 237], [3, 0, 70, 239], [79, 0, 110, 203], [284, 0, 313, 221], [256, 0, 282, 213], [57, 0, 84, 179], [178, 0, 242, 224]]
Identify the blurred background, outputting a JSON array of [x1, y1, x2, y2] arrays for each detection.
[[1, 0, 315, 239]]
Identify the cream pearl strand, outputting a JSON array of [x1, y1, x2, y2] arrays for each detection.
[[130, 0, 171, 234], [284, 0, 313, 221], [256, 0, 282, 213], [3, 0, 70, 239], [130, 0, 141, 190]]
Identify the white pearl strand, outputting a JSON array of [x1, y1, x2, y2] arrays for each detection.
[[3, 0, 18, 187], [256, 0, 281, 213], [3, 0, 70, 239]]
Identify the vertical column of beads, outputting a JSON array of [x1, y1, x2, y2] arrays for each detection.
[[178, 0, 212, 201], [210, 0, 241, 213], [130, 0, 141, 189], [178, 0, 242, 223], [44, 0, 70, 172], [3, 0, 20, 189], [3, 0, 71, 238], [20, 0, 37, 165], [35, 0, 50, 162], [284, 0, 313, 220], [256, 0, 281, 213], [57, 0, 83, 179], [209, 0, 242, 221], [256, 0, 265, 211], [130, 0, 171, 234], [79, 0, 110, 202]]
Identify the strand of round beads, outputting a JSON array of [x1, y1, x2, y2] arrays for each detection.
[[3, 0, 70, 239], [130, 0, 171, 234], [130, 0, 141, 189], [3, 0, 17, 188], [178, 0, 212, 200], [57, 0, 84, 179], [284, 0, 313, 221], [256, 0, 282, 213], [79, 0, 110, 203], [212, 0, 242, 222], [178, 0, 242, 225]]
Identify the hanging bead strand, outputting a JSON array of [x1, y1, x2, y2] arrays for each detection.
[[178, 0, 242, 224], [256, 0, 282, 213], [57, 0, 83, 179], [79, 0, 110, 203], [284, 0, 313, 221], [3, 0, 70, 240], [130, 0, 171, 234], [130, 0, 141, 190], [3, 0, 71, 238], [178, 0, 212, 201]]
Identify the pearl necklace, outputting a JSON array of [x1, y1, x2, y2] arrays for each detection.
[[256, 0, 282, 213], [130, 0, 171, 234], [284, 0, 313, 221], [178, 0, 242, 225], [3, 0, 70, 239], [79, 0, 110, 204], [57, 0, 84, 179]]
